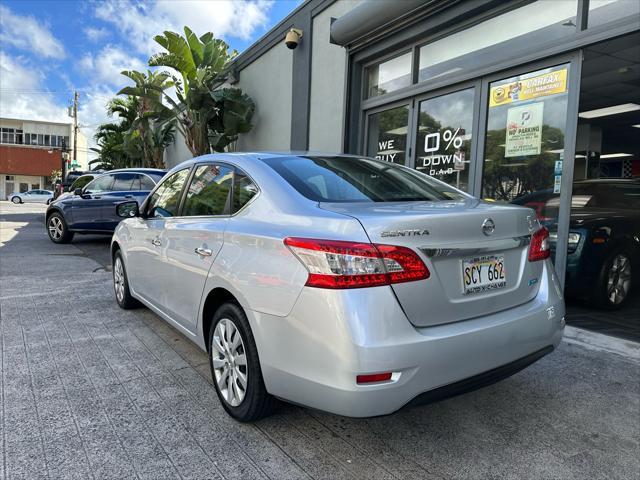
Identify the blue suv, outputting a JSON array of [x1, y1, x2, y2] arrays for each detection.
[[46, 168, 166, 243]]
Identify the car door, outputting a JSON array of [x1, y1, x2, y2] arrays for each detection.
[[158, 163, 234, 331], [125, 168, 191, 308], [35, 190, 50, 203], [102, 173, 138, 231], [70, 174, 115, 230], [22, 190, 36, 203]]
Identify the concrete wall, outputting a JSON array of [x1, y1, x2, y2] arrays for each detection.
[[164, 128, 193, 169], [235, 43, 293, 152], [308, 0, 362, 152]]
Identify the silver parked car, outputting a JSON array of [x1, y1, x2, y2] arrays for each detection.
[[9, 189, 54, 204], [111, 153, 565, 421]]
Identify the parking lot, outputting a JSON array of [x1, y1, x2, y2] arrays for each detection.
[[1, 200, 639, 480]]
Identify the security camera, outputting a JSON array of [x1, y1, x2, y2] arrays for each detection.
[[285, 29, 303, 50]]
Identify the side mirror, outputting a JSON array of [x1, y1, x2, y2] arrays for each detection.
[[74, 188, 83, 195], [116, 200, 140, 218]]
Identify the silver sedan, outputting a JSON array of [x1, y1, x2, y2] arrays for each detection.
[[111, 153, 565, 421], [9, 189, 53, 204]]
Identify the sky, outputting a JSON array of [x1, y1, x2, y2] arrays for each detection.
[[0, 0, 301, 159]]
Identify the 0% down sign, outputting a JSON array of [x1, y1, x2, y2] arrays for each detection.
[[424, 128, 464, 153]]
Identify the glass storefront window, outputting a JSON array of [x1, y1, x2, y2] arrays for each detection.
[[418, 1, 578, 83], [366, 105, 409, 165], [588, 0, 640, 28], [415, 88, 474, 191], [366, 52, 412, 98], [482, 64, 571, 241]]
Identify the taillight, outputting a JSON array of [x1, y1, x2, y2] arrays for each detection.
[[284, 237, 429, 289], [528, 227, 550, 262]]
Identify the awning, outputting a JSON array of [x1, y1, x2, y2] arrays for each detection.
[[330, 0, 434, 46]]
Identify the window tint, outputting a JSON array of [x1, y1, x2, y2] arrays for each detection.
[[572, 183, 640, 210], [71, 175, 93, 191], [140, 175, 157, 190], [147, 169, 189, 218], [263, 156, 467, 203], [85, 175, 114, 193], [112, 173, 136, 191], [233, 170, 258, 212], [183, 164, 233, 216]]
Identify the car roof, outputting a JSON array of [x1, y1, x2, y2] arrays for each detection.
[[105, 168, 166, 174], [574, 178, 640, 185]]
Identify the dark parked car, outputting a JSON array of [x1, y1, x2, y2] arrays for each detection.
[[53, 170, 97, 200], [512, 179, 640, 308], [46, 168, 166, 244]]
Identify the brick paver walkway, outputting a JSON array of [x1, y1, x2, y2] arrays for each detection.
[[1, 202, 639, 479]]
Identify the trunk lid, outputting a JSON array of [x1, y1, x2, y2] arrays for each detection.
[[320, 199, 543, 327]]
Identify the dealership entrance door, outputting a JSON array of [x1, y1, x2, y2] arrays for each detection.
[[568, 33, 639, 340]]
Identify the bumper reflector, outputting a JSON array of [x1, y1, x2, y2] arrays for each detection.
[[356, 372, 392, 384]]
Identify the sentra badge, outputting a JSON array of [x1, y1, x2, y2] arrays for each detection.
[[381, 229, 430, 238]]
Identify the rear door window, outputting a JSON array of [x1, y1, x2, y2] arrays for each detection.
[[183, 164, 233, 216], [233, 169, 258, 212], [140, 175, 157, 190], [111, 173, 136, 191]]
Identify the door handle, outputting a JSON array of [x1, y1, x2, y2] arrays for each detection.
[[125, 195, 133, 199], [93, 196, 102, 199], [151, 237, 161, 247], [195, 247, 213, 257]]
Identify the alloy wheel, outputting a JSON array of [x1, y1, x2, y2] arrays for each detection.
[[48, 216, 63, 240], [12, 197, 20, 204], [212, 318, 248, 407], [607, 254, 632, 305], [113, 256, 125, 303]]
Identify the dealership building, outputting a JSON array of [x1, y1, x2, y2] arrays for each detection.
[[165, 0, 640, 333]]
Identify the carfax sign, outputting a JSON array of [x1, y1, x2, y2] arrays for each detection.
[[490, 68, 568, 107]]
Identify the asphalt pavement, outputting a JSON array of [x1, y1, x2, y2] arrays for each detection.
[[1, 200, 639, 480]]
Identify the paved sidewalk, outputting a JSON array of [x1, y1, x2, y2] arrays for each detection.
[[1, 201, 639, 479]]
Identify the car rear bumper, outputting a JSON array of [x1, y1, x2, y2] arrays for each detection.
[[250, 260, 565, 417]]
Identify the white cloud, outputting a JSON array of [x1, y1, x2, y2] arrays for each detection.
[[94, 0, 273, 55], [84, 26, 110, 43], [78, 85, 118, 158], [0, 5, 65, 59], [0, 52, 114, 160], [0, 52, 68, 122], [78, 46, 146, 87]]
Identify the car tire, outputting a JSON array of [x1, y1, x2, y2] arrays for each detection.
[[11, 196, 21, 204], [46, 212, 74, 244], [112, 250, 140, 309], [593, 247, 633, 309], [208, 302, 278, 422]]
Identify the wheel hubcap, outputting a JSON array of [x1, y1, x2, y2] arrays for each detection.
[[212, 318, 247, 407], [607, 254, 631, 305], [48, 217, 63, 240], [113, 257, 125, 302]]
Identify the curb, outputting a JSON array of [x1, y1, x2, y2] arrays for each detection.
[[563, 326, 640, 363]]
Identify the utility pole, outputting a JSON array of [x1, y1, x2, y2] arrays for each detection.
[[72, 91, 78, 171]]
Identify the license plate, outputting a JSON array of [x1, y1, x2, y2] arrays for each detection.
[[462, 255, 506, 295]]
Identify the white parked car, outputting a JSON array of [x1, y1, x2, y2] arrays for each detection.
[[9, 189, 54, 204], [111, 153, 565, 422]]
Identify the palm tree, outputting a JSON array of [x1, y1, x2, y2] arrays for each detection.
[[144, 27, 255, 156], [117, 70, 175, 168]]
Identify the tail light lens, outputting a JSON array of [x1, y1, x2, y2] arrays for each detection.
[[528, 227, 550, 262], [284, 237, 429, 289]]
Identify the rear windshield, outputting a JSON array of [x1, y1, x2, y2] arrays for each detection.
[[262, 156, 467, 203]]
